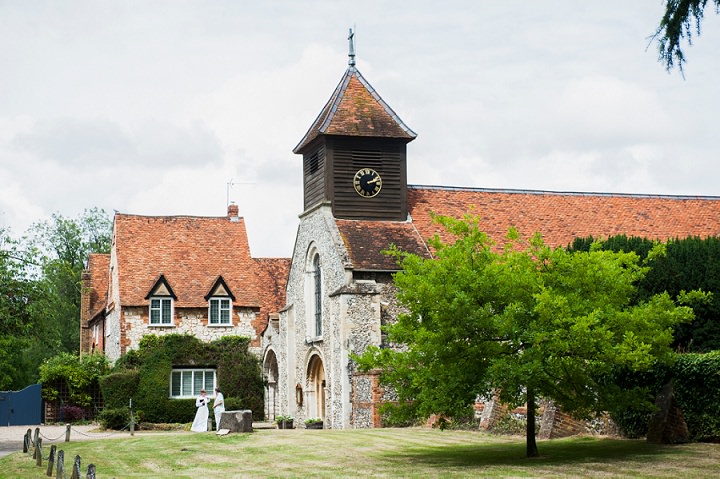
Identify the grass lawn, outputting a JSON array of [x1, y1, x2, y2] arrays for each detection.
[[1, 427, 718, 478]]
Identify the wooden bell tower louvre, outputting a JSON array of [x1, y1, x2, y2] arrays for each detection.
[[293, 29, 417, 221]]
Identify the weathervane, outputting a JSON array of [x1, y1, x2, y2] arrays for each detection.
[[348, 27, 356, 67]]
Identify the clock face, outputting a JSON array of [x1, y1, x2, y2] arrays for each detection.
[[353, 168, 382, 198]]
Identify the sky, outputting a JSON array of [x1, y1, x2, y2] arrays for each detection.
[[1, 1, 719, 258]]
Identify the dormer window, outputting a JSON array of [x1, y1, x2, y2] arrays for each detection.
[[145, 275, 177, 327], [205, 276, 236, 327], [209, 297, 231, 325], [150, 297, 173, 325]]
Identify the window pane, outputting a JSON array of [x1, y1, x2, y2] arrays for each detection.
[[193, 371, 204, 395], [220, 299, 230, 323], [205, 371, 215, 392], [171, 371, 181, 396], [162, 299, 171, 324], [150, 299, 159, 324], [182, 371, 192, 396], [210, 300, 218, 324]]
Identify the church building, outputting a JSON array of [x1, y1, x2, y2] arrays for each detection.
[[260, 40, 720, 429], [81, 35, 720, 430]]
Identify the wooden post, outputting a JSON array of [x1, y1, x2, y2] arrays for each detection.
[[65, 423, 72, 442], [33, 427, 40, 448], [47, 445, 56, 477], [23, 429, 31, 453], [56, 450, 64, 479], [35, 437, 43, 466], [86, 463, 96, 479], [70, 455, 81, 479]]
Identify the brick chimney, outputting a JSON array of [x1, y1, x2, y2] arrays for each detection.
[[227, 202, 240, 222]]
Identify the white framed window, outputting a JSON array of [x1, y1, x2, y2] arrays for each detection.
[[150, 297, 173, 326], [170, 369, 216, 398], [209, 297, 232, 325]]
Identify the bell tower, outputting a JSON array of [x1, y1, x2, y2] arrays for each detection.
[[293, 29, 416, 221]]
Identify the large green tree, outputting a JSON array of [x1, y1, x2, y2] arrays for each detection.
[[654, 0, 720, 72], [0, 229, 47, 389], [27, 208, 112, 354], [358, 215, 702, 457]]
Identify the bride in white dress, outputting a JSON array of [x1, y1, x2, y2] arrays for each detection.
[[191, 389, 209, 432]]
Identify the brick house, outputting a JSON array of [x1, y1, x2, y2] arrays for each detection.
[[80, 204, 290, 398]]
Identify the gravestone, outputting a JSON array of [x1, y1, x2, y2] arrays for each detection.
[[218, 410, 253, 433]]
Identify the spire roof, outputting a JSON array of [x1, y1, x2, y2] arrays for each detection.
[[293, 66, 417, 153]]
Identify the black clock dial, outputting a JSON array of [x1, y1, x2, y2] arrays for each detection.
[[353, 168, 382, 198]]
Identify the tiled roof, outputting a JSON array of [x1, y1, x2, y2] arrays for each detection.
[[293, 67, 416, 153], [113, 214, 260, 308], [408, 186, 720, 248], [254, 257, 291, 323], [87, 253, 110, 321], [336, 219, 431, 271]]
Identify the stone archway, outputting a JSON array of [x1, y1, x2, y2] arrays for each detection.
[[263, 349, 279, 421], [306, 354, 326, 421]]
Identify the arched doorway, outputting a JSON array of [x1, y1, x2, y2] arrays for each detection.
[[263, 349, 279, 421], [306, 354, 326, 421]]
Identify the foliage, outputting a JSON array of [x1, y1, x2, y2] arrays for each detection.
[[98, 408, 132, 430], [304, 417, 323, 424], [26, 208, 112, 355], [653, 0, 720, 73], [357, 214, 701, 457], [105, 334, 264, 425], [0, 230, 48, 389], [59, 404, 86, 422], [99, 370, 140, 410], [570, 235, 720, 352], [39, 352, 109, 407], [276, 415, 294, 422], [0, 209, 111, 390], [610, 351, 720, 441]]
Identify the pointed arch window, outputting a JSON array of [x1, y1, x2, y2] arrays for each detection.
[[313, 254, 322, 337]]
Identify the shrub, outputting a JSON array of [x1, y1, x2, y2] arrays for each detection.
[[104, 334, 264, 424], [98, 408, 130, 430], [59, 405, 85, 422]]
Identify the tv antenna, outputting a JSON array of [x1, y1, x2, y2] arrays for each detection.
[[226, 179, 254, 208]]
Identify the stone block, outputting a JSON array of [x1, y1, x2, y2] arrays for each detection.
[[218, 410, 253, 433]]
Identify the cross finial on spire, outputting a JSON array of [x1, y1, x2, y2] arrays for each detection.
[[348, 28, 356, 67]]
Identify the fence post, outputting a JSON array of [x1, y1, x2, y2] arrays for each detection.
[[65, 423, 71, 442], [33, 427, 40, 448], [23, 429, 31, 453], [35, 437, 42, 466], [86, 463, 96, 479], [70, 454, 81, 479], [46, 444, 56, 477], [56, 450, 64, 479]]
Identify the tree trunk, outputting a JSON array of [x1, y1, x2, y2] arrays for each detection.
[[526, 387, 539, 457]]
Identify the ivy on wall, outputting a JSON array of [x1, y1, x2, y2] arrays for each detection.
[[99, 334, 264, 427]]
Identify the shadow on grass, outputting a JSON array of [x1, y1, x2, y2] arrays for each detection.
[[381, 436, 684, 469]]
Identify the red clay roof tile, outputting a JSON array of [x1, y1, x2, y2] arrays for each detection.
[[294, 67, 416, 153], [113, 213, 260, 308], [408, 186, 720, 248]]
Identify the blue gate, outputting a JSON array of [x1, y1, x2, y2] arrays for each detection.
[[0, 384, 42, 426]]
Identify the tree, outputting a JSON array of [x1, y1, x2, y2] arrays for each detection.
[[357, 214, 702, 457], [570, 235, 720, 352], [654, 0, 720, 73], [0, 229, 48, 389], [26, 208, 112, 353]]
